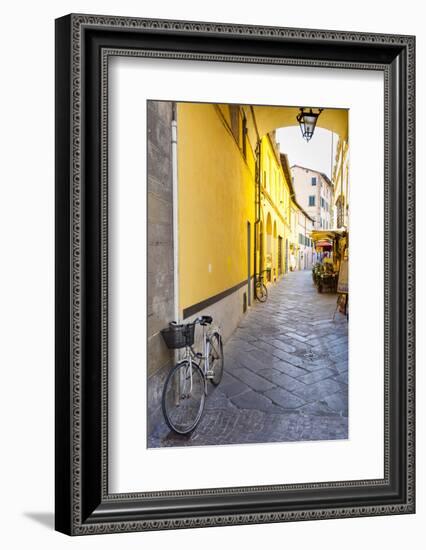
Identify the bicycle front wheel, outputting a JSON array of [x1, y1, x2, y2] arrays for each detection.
[[162, 361, 205, 434], [208, 332, 224, 385]]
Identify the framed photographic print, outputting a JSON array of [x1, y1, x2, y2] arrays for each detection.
[[55, 14, 415, 535]]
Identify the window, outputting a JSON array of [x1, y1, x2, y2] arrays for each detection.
[[309, 195, 315, 206], [229, 105, 249, 160], [311, 176, 317, 186], [229, 105, 240, 143]]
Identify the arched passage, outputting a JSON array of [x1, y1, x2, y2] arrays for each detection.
[[248, 104, 348, 283], [249, 105, 348, 143]]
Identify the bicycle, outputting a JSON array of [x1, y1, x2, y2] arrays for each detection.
[[255, 271, 268, 302], [160, 315, 224, 434]]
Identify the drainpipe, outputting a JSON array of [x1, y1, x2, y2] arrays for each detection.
[[171, 104, 179, 323], [341, 140, 345, 228], [251, 107, 261, 289], [254, 140, 261, 284], [344, 144, 349, 229]]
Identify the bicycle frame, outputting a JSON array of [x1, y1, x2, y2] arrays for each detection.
[[255, 269, 270, 283], [178, 322, 220, 396], [177, 324, 208, 395]]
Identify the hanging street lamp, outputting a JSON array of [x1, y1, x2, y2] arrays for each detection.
[[296, 107, 323, 142]]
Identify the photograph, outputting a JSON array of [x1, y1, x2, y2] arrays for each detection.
[[53, 12, 414, 535], [147, 101, 349, 448]]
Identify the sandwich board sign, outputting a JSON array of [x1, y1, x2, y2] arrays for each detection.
[[337, 258, 348, 294]]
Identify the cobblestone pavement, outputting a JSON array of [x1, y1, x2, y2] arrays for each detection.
[[148, 270, 348, 447]]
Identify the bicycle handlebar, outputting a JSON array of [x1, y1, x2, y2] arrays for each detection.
[[195, 315, 213, 325], [170, 315, 213, 327]]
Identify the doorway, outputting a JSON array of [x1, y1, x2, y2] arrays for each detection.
[[285, 238, 289, 274], [278, 236, 283, 276]]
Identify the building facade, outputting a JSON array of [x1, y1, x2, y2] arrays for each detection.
[[258, 135, 292, 284], [288, 197, 315, 271], [177, 102, 256, 335], [296, 209, 315, 270], [332, 137, 349, 230], [176, 105, 293, 334], [291, 165, 333, 230]]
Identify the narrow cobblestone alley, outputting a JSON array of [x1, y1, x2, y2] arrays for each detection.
[[149, 269, 348, 447]]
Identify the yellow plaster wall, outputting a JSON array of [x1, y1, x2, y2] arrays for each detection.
[[177, 103, 256, 311]]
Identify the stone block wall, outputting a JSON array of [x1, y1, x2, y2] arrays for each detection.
[[147, 101, 175, 390]]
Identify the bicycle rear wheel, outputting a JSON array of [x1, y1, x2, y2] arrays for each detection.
[[208, 332, 224, 385], [255, 282, 268, 302], [162, 361, 205, 434]]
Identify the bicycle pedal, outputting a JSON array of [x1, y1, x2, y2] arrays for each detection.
[[206, 370, 215, 379]]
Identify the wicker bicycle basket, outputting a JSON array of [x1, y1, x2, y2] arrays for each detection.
[[160, 322, 195, 349]]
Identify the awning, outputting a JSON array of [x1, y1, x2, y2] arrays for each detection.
[[310, 229, 347, 242]]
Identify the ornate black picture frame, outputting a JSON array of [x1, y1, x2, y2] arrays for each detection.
[[55, 14, 415, 535]]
